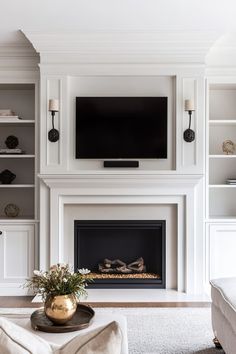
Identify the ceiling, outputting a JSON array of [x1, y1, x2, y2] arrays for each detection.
[[0, 0, 236, 67], [0, 0, 236, 44]]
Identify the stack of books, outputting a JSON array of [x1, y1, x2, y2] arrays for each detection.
[[226, 179, 236, 185], [0, 109, 20, 122], [0, 149, 23, 154]]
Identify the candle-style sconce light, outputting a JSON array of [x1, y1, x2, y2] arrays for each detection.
[[184, 99, 195, 143], [48, 99, 59, 142]]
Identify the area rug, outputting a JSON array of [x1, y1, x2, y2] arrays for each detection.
[[0, 307, 223, 354]]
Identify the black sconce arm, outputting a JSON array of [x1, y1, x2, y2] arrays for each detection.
[[48, 110, 59, 143], [183, 110, 195, 143]]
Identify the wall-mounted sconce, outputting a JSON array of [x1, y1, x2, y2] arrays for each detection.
[[48, 99, 59, 142], [184, 99, 195, 143]]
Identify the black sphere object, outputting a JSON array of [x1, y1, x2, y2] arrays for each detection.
[[5, 135, 19, 149], [48, 128, 59, 142], [184, 109, 195, 143], [0, 169, 16, 184], [183, 129, 195, 142]]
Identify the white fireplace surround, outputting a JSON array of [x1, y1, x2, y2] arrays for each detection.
[[40, 173, 203, 294]]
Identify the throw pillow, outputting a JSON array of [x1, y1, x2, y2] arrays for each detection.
[[0, 317, 122, 354], [0, 317, 52, 354], [58, 321, 122, 354]]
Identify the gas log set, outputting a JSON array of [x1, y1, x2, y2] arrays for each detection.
[[98, 257, 146, 274]]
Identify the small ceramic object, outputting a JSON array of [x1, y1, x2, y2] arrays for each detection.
[[4, 204, 20, 217], [0, 169, 16, 184], [222, 140, 235, 155], [5, 135, 19, 149]]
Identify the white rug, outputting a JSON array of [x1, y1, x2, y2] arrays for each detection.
[[96, 308, 224, 354], [0, 307, 224, 354]]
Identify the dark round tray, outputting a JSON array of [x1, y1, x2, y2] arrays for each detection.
[[31, 304, 95, 333]]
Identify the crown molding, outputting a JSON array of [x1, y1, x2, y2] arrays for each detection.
[[22, 30, 220, 66], [0, 40, 39, 71]]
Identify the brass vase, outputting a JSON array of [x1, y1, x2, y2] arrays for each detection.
[[44, 294, 77, 325]]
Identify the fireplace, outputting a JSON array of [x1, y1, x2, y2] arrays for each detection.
[[74, 220, 166, 288]]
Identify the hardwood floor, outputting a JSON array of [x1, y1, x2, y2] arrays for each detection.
[[0, 296, 211, 308], [0, 296, 39, 308]]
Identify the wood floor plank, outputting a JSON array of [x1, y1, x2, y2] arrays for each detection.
[[0, 296, 40, 308], [0, 297, 211, 308]]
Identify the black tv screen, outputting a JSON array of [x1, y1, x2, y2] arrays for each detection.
[[76, 97, 167, 159]]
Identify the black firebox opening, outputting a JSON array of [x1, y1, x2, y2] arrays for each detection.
[[74, 220, 166, 288]]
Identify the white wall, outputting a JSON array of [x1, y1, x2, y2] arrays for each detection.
[[64, 203, 177, 289]]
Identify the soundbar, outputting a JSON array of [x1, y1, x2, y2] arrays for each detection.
[[104, 161, 139, 168]]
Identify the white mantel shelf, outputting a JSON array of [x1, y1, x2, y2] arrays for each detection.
[[39, 173, 203, 195], [39, 173, 203, 177], [39, 173, 203, 186]]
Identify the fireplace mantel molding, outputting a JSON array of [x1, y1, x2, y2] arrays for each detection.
[[40, 173, 203, 189], [39, 173, 204, 294]]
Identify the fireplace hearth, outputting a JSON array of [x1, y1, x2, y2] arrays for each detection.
[[74, 220, 166, 288]]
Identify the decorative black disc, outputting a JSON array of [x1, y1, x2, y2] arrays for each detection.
[[0, 169, 16, 184], [5, 135, 19, 149], [183, 129, 195, 142], [48, 129, 59, 142]]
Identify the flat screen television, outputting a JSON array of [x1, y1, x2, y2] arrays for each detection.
[[76, 97, 167, 159]]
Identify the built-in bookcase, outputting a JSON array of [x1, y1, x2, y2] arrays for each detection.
[[205, 82, 236, 290], [0, 84, 36, 220], [207, 84, 236, 219], [0, 82, 38, 294]]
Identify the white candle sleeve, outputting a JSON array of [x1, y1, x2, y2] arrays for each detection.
[[185, 99, 194, 111], [49, 99, 59, 111]]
